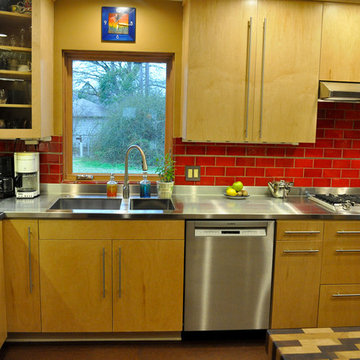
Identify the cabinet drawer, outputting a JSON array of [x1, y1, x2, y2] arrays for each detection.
[[322, 221, 360, 284], [39, 220, 184, 240], [318, 284, 360, 327], [276, 221, 323, 241]]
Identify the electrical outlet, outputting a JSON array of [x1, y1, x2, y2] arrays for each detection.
[[185, 166, 201, 181]]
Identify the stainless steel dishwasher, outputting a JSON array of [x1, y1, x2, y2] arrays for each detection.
[[184, 220, 275, 331]]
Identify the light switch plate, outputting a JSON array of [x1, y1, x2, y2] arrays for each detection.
[[185, 166, 201, 181]]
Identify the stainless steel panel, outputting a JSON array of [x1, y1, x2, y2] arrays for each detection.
[[184, 220, 274, 331]]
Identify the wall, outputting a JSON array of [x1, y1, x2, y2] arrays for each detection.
[[53, 0, 183, 136]]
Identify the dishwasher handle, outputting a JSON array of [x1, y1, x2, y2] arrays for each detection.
[[195, 228, 267, 237]]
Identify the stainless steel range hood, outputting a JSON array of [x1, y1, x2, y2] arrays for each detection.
[[319, 81, 360, 102]]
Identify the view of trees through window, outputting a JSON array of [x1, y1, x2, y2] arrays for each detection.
[[72, 60, 167, 174]]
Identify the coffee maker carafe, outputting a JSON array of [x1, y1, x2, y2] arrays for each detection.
[[14, 152, 40, 199], [0, 156, 15, 198]]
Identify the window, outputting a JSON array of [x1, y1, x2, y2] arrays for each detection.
[[63, 51, 174, 181]]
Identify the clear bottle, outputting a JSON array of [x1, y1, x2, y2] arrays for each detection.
[[107, 173, 117, 197], [140, 172, 151, 198]]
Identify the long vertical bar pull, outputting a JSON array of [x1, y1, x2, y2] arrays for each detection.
[[28, 227, 32, 293], [102, 248, 105, 298], [259, 18, 267, 139], [118, 248, 121, 298], [245, 17, 253, 139]]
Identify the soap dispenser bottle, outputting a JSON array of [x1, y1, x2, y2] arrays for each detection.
[[107, 173, 117, 197], [140, 172, 151, 198]]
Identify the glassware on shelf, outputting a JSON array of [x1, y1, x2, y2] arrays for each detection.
[[8, 52, 18, 70], [8, 34, 17, 47], [0, 52, 9, 69], [19, 27, 25, 47], [0, 88, 7, 104]]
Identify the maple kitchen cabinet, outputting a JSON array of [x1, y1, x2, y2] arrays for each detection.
[[38, 220, 184, 333], [318, 221, 360, 327], [181, 0, 322, 144], [0, 0, 53, 139], [320, 3, 360, 82], [0, 222, 7, 347], [271, 220, 323, 329], [3, 220, 41, 332]]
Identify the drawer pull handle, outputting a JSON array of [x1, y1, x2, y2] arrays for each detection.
[[259, 18, 266, 139], [28, 227, 32, 294], [102, 248, 105, 298], [337, 231, 360, 234], [284, 231, 320, 234], [245, 17, 253, 139], [336, 249, 360, 253], [283, 249, 319, 254], [332, 293, 360, 298], [118, 247, 121, 298]]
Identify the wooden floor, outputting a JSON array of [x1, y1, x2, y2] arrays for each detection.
[[0, 332, 268, 360]]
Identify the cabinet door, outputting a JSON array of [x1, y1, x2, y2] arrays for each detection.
[[40, 240, 112, 332], [0, 222, 7, 346], [322, 221, 360, 284], [113, 239, 184, 332], [318, 285, 360, 327], [320, 3, 360, 82], [182, 0, 257, 142], [253, 0, 322, 143], [3, 220, 41, 332], [271, 241, 322, 329], [0, 0, 53, 139]]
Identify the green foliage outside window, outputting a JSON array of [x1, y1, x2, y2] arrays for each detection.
[[72, 60, 166, 174]]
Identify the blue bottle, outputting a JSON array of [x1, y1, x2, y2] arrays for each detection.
[[140, 173, 151, 198]]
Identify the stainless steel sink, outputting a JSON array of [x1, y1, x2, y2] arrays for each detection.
[[49, 197, 122, 210], [129, 198, 175, 211]]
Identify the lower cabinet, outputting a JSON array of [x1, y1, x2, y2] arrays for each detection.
[[38, 220, 184, 333], [271, 220, 323, 329], [272, 220, 360, 329], [318, 284, 360, 327], [3, 220, 41, 332], [317, 221, 360, 327], [40, 240, 113, 332], [0, 222, 7, 347], [113, 239, 184, 332]]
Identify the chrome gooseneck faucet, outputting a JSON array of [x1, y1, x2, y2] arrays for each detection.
[[123, 145, 148, 199]]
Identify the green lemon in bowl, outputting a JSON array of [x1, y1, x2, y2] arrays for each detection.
[[232, 181, 243, 192]]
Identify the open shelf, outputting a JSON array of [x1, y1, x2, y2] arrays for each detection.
[[0, 45, 31, 52], [0, 10, 31, 19], [0, 104, 31, 108], [0, 70, 31, 79]]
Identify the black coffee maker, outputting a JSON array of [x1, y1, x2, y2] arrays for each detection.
[[0, 156, 15, 198]]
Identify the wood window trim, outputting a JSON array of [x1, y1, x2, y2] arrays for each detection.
[[62, 50, 175, 182]]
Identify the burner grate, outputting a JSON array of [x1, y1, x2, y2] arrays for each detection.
[[314, 194, 360, 205]]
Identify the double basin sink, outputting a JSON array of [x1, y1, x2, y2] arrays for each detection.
[[48, 197, 175, 211]]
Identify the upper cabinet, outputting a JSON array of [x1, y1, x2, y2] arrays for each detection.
[[181, 0, 322, 144], [320, 3, 360, 82], [0, 0, 54, 139]]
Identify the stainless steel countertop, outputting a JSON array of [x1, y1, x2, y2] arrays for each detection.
[[0, 184, 359, 220]]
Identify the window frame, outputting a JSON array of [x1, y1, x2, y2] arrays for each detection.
[[62, 50, 175, 182]]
